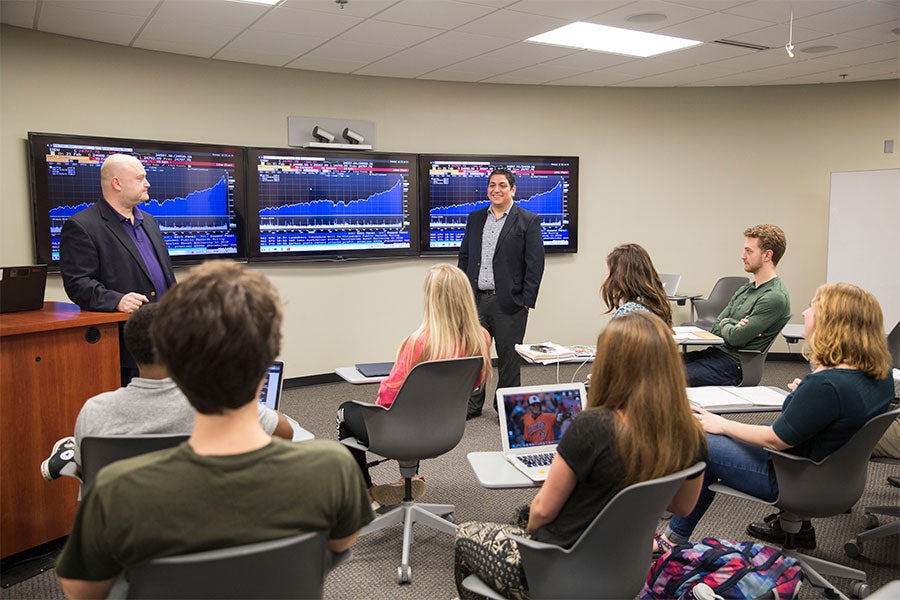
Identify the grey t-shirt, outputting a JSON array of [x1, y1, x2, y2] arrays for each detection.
[[74, 377, 279, 465]]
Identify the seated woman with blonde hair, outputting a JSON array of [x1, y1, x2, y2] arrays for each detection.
[[661, 282, 894, 551], [336, 264, 490, 507], [454, 311, 707, 600]]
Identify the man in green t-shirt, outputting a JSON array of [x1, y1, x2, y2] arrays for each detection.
[[684, 224, 791, 386], [56, 261, 374, 599]]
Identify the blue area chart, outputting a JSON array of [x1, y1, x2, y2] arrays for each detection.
[[428, 176, 569, 248], [140, 176, 228, 220], [260, 177, 403, 220]]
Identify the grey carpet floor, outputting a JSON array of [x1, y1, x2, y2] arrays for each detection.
[[3, 359, 898, 599]]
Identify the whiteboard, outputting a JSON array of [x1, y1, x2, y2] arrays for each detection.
[[827, 169, 900, 332]]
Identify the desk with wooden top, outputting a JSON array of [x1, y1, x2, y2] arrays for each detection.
[[1, 302, 127, 557]]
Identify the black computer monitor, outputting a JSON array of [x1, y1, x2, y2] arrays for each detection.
[[418, 154, 579, 255], [246, 148, 418, 261], [27, 132, 247, 268]]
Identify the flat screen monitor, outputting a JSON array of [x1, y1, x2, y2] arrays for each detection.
[[418, 155, 579, 255], [246, 148, 418, 261], [27, 132, 247, 268]]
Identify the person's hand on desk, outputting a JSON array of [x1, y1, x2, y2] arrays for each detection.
[[787, 377, 803, 392], [116, 292, 149, 313], [690, 405, 729, 435]]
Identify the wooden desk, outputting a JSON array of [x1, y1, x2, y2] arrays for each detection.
[[1, 302, 127, 557]]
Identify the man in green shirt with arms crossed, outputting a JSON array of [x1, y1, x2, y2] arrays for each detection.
[[684, 224, 791, 386], [56, 261, 373, 599]]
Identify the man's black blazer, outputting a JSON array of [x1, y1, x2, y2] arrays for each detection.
[[458, 203, 545, 315], [60, 200, 176, 312]]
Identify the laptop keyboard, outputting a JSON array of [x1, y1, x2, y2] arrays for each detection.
[[515, 452, 554, 468]]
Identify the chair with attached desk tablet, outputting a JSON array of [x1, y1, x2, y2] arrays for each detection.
[[461, 463, 706, 600], [340, 356, 482, 584], [686, 276, 749, 330]]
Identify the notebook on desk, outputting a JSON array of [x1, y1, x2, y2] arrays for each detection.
[[0, 265, 47, 314], [496, 382, 587, 482], [355, 361, 394, 378], [660, 273, 682, 296], [258, 361, 285, 411]]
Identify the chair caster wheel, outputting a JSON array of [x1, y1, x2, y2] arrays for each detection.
[[444, 512, 455, 523], [397, 565, 411, 584], [861, 513, 880, 529], [850, 581, 870, 598], [844, 539, 863, 558]]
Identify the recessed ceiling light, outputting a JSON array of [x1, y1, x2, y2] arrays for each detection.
[[801, 45, 838, 54], [226, 0, 281, 6], [526, 22, 702, 58], [626, 13, 667, 24]]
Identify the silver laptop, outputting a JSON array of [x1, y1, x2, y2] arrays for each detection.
[[496, 382, 587, 482], [660, 273, 682, 296], [257, 361, 285, 411]]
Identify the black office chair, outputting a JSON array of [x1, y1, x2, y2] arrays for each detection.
[[687, 276, 749, 330], [126, 531, 327, 599], [340, 357, 482, 584], [710, 409, 900, 599], [462, 463, 706, 600], [737, 337, 777, 387], [80, 434, 189, 488]]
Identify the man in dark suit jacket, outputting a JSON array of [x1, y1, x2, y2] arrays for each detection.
[[60, 154, 175, 314], [458, 168, 545, 418]]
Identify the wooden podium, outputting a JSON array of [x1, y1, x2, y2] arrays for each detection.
[[1, 302, 127, 558]]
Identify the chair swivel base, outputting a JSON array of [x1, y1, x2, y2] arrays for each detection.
[[361, 500, 456, 584]]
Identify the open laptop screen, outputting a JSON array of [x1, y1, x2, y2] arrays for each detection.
[[498, 385, 586, 451], [257, 361, 284, 411]]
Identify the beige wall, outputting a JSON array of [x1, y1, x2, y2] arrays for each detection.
[[2, 26, 898, 378]]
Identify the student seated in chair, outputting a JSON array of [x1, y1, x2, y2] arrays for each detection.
[[336, 264, 491, 508], [40, 302, 294, 482], [659, 283, 894, 552], [683, 224, 791, 386], [454, 312, 707, 600], [55, 261, 374, 600], [600, 243, 673, 326]]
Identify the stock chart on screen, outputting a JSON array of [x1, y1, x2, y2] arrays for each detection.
[[249, 150, 417, 260], [419, 155, 579, 254], [29, 133, 246, 265]]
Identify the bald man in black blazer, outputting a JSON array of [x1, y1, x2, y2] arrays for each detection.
[[60, 154, 175, 314], [458, 168, 545, 418]]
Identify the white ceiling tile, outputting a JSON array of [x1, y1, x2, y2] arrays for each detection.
[[842, 18, 900, 43], [618, 62, 733, 85], [137, 18, 242, 48], [856, 56, 900, 73], [457, 0, 518, 7], [728, 24, 835, 48], [215, 29, 327, 64], [374, 0, 494, 28], [487, 63, 587, 83], [665, 0, 754, 10], [706, 47, 802, 73], [340, 18, 442, 44], [793, 1, 900, 35], [38, 4, 146, 45], [458, 41, 579, 70], [605, 41, 749, 76], [414, 30, 511, 59], [45, 0, 158, 17], [584, 0, 710, 32], [807, 39, 899, 65], [286, 55, 372, 73], [739, 56, 850, 81], [800, 61, 900, 82], [508, 0, 632, 21], [133, 36, 227, 59], [545, 68, 641, 85], [532, 48, 637, 70], [297, 38, 405, 62], [723, 0, 858, 21], [152, 0, 267, 29], [419, 68, 491, 81], [0, 1, 38, 28], [252, 5, 362, 36], [279, 0, 397, 18], [656, 11, 774, 42], [457, 8, 570, 39], [354, 47, 461, 77]]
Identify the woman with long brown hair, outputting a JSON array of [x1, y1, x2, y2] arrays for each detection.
[[600, 243, 672, 326], [454, 311, 706, 600]]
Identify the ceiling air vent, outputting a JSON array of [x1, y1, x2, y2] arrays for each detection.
[[713, 39, 771, 51]]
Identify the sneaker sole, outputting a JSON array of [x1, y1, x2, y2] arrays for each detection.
[[370, 479, 426, 506]]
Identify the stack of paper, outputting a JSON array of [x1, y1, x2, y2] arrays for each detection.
[[515, 342, 576, 364], [567, 345, 596, 358], [688, 386, 787, 410], [673, 326, 721, 342]]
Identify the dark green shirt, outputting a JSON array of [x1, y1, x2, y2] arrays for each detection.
[[710, 276, 791, 362], [56, 438, 374, 581]]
